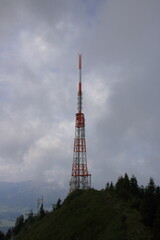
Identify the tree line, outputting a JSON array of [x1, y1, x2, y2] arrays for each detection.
[[105, 173, 160, 240], [0, 173, 160, 239], [0, 198, 62, 240]]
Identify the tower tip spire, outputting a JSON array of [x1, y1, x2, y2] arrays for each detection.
[[79, 54, 82, 70]]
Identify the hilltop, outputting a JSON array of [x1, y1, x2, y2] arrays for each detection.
[[10, 174, 160, 240], [0, 174, 158, 240], [14, 189, 150, 240]]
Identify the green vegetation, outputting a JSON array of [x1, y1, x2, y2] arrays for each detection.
[[2, 174, 160, 240]]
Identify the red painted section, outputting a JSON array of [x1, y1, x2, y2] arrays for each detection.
[[72, 163, 91, 177], [78, 82, 82, 96], [75, 113, 85, 128], [74, 138, 86, 152]]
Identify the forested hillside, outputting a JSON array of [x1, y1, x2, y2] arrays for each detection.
[[2, 174, 160, 240]]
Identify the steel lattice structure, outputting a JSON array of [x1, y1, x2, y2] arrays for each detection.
[[70, 55, 91, 192]]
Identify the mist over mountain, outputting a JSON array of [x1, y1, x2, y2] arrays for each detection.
[[0, 181, 67, 232]]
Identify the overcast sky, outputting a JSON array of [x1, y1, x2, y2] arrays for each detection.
[[0, 0, 160, 190]]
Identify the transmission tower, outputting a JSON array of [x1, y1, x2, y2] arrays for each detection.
[[70, 55, 91, 192]]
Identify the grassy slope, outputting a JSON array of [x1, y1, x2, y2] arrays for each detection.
[[15, 189, 151, 240]]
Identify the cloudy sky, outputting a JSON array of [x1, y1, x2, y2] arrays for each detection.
[[0, 0, 160, 190]]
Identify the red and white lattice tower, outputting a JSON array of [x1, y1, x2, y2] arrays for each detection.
[[70, 55, 91, 192]]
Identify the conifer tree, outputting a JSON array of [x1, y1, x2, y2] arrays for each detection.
[[0, 231, 5, 240], [141, 178, 157, 227], [130, 175, 139, 195], [14, 215, 24, 235], [4, 228, 12, 240], [39, 203, 45, 218], [56, 198, 61, 209], [27, 209, 34, 224], [115, 173, 130, 200]]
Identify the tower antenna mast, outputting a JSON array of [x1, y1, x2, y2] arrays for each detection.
[[70, 55, 91, 191]]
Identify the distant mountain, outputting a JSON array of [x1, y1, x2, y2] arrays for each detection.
[[0, 181, 67, 232]]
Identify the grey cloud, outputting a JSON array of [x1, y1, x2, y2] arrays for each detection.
[[0, 0, 160, 190], [79, 0, 160, 187]]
